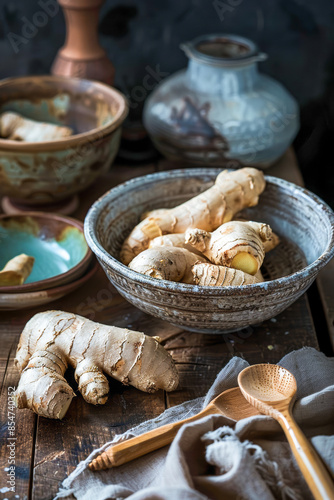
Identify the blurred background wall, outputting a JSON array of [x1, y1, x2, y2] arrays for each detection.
[[0, 0, 333, 207]]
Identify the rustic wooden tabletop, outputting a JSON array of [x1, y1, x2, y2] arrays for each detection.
[[0, 149, 333, 500]]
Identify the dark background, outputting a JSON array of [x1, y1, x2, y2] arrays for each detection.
[[1, 0, 334, 208]]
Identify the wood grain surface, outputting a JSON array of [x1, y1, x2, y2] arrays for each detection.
[[0, 150, 332, 500]]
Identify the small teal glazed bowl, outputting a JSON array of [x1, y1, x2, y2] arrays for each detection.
[[0, 213, 92, 293]]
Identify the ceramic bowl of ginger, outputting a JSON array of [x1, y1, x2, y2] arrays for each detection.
[[84, 167, 334, 334], [0, 75, 128, 212]]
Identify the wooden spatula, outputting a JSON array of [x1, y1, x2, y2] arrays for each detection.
[[89, 386, 259, 471], [238, 364, 334, 500]]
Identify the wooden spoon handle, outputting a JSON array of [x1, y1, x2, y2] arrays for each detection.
[[279, 411, 334, 500], [89, 407, 214, 471]]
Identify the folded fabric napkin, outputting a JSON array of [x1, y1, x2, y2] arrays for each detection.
[[55, 347, 334, 500]]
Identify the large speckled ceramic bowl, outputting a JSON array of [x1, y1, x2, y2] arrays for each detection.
[[84, 169, 334, 333], [0, 75, 128, 208], [0, 213, 92, 293]]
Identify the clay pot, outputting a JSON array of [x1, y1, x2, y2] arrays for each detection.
[[51, 0, 114, 84], [0, 75, 128, 212]]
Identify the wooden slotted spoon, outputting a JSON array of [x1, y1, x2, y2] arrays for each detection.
[[89, 386, 259, 471], [238, 364, 334, 500]]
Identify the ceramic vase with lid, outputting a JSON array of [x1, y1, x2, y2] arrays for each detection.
[[143, 34, 299, 168]]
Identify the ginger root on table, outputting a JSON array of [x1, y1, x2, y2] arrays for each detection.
[[129, 247, 207, 284], [0, 112, 73, 142], [0, 254, 35, 286], [14, 311, 179, 419], [185, 221, 273, 276], [192, 263, 262, 287], [120, 167, 265, 265]]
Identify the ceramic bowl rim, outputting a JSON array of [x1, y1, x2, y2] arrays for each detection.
[[84, 168, 334, 296], [0, 258, 99, 310], [0, 75, 129, 152], [0, 211, 92, 293]]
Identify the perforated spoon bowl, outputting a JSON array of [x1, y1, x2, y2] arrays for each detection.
[[238, 364, 334, 500], [89, 386, 259, 471]]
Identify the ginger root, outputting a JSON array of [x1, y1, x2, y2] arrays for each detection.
[[149, 233, 204, 257], [185, 221, 272, 276], [120, 167, 265, 265], [192, 263, 262, 287], [129, 247, 207, 284], [14, 311, 179, 419], [234, 217, 280, 254], [0, 254, 35, 286], [263, 232, 280, 253], [0, 112, 73, 142], [141, 208, 169, 220]]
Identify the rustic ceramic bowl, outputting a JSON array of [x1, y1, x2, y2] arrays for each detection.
[[84, 169, 334, 333], [0, 213, 92, 293], [0, 75, 128, 207], [0, 259, 98, 311]]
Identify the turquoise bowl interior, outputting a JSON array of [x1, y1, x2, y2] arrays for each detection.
[[0, 213, 91, 292]]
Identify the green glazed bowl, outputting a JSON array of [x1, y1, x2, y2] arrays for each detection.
[[0, 213, 92, 293]]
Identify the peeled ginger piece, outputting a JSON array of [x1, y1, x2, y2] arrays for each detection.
[[0, 112, 73, 142], [0, 254, 35, 286]]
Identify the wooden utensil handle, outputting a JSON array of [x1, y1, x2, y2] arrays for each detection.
[[279, 411, 334, 500], [89, 408, 213, 470]]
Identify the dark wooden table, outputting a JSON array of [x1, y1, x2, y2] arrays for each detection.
[[1, 149, 333, 500]]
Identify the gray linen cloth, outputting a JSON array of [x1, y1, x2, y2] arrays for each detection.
[[55, 347, 334, 500]]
